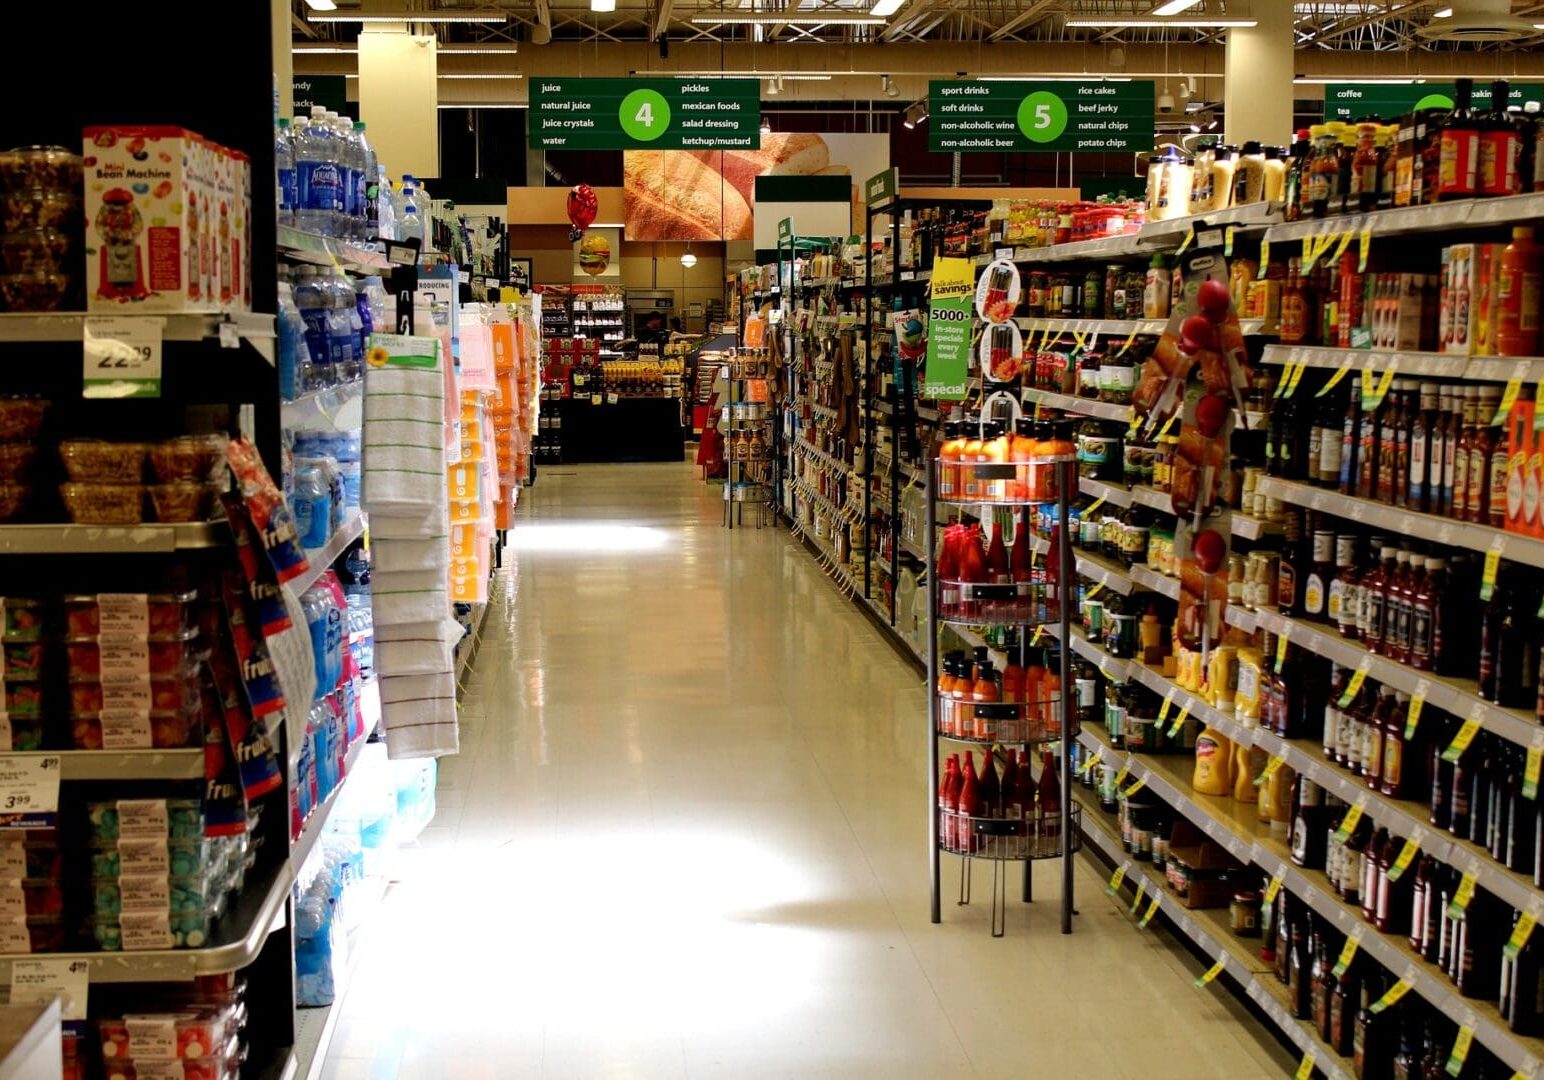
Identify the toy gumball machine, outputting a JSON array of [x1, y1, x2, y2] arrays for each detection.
[[94, 188, 149, 302]]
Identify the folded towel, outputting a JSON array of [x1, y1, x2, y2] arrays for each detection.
[[362, 340, 447, 512], [380, 670, 459, 759], [372, 536, 450, 574], [375, 618, 460, 676], [372, 570, 450, 625], [370, 506, 445, 541]]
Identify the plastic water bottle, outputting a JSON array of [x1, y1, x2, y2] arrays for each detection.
[[338, 116, 362, 240], [293, 267, 331, 390], [277, 279, 307, 401], [293, 463, 332, 549], [275, 119, 296, 228], [362, 276, 388, 332], [298, 109, 336, 236], [354, 122, 377, 241], [353, 276, 374, 347], [375, 166, 396, 242], [324, 271, 358, 382]]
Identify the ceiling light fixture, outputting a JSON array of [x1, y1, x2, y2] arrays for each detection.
[[761, 115, 772, 135], [304, 0, 337, 10], [591, 0, 617, 11], [870, 0, 905, 15], [902, 101, 928, 128], [438, 74, 525, 79], [681, 245, 698, 268], [767, 75, 782, 96], [883, 74, 899, 97], [689, 14, 886, 24], [438, 44, 520, 54], [1065, 17, 1257, 26], [306, 10, 508, 21], [1433, 6, 1453, 15], [1150, 0, 1202, 13]]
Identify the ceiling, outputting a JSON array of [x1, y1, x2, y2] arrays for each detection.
[[293, 0, 1544, 48]]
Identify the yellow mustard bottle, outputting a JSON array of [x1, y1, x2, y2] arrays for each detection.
[[1234, 647, 1263, 724], [1193, 725, 1234, 796], [1234, 743, 1268, 802]]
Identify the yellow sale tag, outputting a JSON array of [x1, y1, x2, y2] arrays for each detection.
[[1334, 800, 1364, 844], [1176, 228, 1195, 257], [1446, 1026, 1474, 1075], [1525, 742, 1542, 801], [1481, 549, 1501, 601], [1275, 361, 1297, 399], [1316, 363, 1354, 397], [1194, 956, 1227, 987], [1443, 716, 1483, 764], [1404, 695, 1425, 741], [1258, 240, 1271, 279], [1368, 367, 1397, 408], [1157, 692, 1174, 727], [1332, 936, 1359, 978], [1263, 867, 1286, 905], [1086, 583, 1105, 601], [1337, 663, 1369, 707], [1113, 761, 1131, 788], [1275, 632, 1289, 674], [1300, 235, 1314, 268], [1254, 754, 1286, 787], [1167, 702, 1190, 739], [1504, 911, 1537, 962], [1360, 367, 1376, 407], [1387, 835, 1420, 883], [1085, 495, 1107, 516], [1369, 976, 1413, 1014], [1106, 863, 1126, 895], [1295, 1053, 1315, 1080], [1285, 361, 1309, 397], [1225, 226, 1237, 257], [1031, 625, 1046, 646], [1358, 226, 1373, 272], [1494, 378, 1523, 426], [1157, 411, 1180, 439], [1139, 893, 1162, 928], [1123, 776, 1147, 797], [1447, 871, 1478, 919], [1130, 877, 1147, 913], [1079, 750, 1102, 776], [1114, 334, 1137, 358]]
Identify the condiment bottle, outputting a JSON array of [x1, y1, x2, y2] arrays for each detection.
[[1497, 226, 1543, 357], [1352, 122, 1381, 212], [1439, 77, 1482, 200]]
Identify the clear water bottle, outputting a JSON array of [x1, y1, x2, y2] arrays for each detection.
[[324, 271, 358, 383], [354, 122, 377, 241], [362, 276, 389, 333], [293, 462, 332, 549], [353, 276, 374, 347], [336, 115, 361, 240], [277, 279, 307, 401], [293, 267, 331, 390], [375, 165, 396, 242], [298, 109, 336, 236], [275, 119, 296, 228]]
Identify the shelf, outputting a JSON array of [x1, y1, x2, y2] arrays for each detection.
[[1019, 317, 1168, 338], [1073, 549, 1137, 596], [1256, 476, 1544, 573], [0, 311, 275, 345], [276, 225, 390, 274], [47, 749, 205, 781], [281, 379, 363, 433], [1261, 344, 1544, 383], [1077, 477, 1132, 509], [0, 857, 293, 983], [795, 479, 862, 526], [0, 522, 227, 555], [289, 512, 367, 596], [1022, 388, 1134, 423], [988, 235, 1152, 265], [1137, 201, 1285, 245], [1263, 192, 1544, 245], [1128, 564, 1181, 600], [1074, 785, 1354, 1080], [1076, 725, 1544, 1079], [454, 601, 490, 692], [796, 440, 851, 475]]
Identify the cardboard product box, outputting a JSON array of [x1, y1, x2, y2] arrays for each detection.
[[1162, 821, 1236, 909], [1442, 243, 1504, 355], [1506, 399, 1535, 535], [84, 125, 221, 313]]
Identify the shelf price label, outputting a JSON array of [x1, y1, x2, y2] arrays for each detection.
[[1138, 892, 1162, 929], [0, 755, 61, 829], [1447, 863, 1481, 919], [1526, 732, 1544, 801], [1504, 902, 1542, 962], [529, 78, 761, 150], [1112, 758, 1132, 789], [1443, 714, 1484, 764], [1387, 828, 1423, 883], [10, 958, 88, 1020], [1405, 690, 1427, 741], [1446, 1018, 1477, 1077], [1316, 362, 1354, 398], [1254, 753, 1287, 787], [1129, 876, 1146, 914], [1122, 775, 1146, 798], [1338, 661, 1371, 707], [1333, 799, 1366, 844], [83, 316, 164, 400], [1332, 935, 1360, 978], [927, 80, 1155, 154], [1274, 632, 1290, 675], [1166, 702, 1190, 739], [1368, 968, 1417, 1014], [1156, 691, 1174, 728], [1105, 862, 1128, 896], [1481, 545, 1503, 601], [1078, 749, 1102, 777], [1295, 1053, 1315, 1080], [1495, 378, 1524, 426], [1194, 953, 1227, 988]]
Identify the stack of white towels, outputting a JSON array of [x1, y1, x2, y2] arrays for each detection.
[[360, 333, 461, 758]]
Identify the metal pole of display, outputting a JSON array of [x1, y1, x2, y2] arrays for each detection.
[[863, 206, 874, 601], [926, 458, 940, 924], [1057, 455, 1075, 934]]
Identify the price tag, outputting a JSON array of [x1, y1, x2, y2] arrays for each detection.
[[1084, 495, 1107, 516], [1481, 546, 1503, 601], [607, 392, 619, 405], [1157, 691, 1174, 728], [591, 394, 603, 406], [1334, 799, 1366, 844], [1285, 361, 1308, 398], [0, 755, 61, 828], [1085, 583, 1105, 601], [1275, 632, 1289, 674], [1504, 903, 1541, 961], [1337, 661, 1370, 707], [1447, 864, 1480, 919], [1123, 775, 1147, 798], [1167, 702, 1190, 739], [1495, 378, 1524, 426], [1363, 366, 1397, 410], [1157, 411, 1180, 439], [1443, 714, 1484, 764], [1274, 361, 1296, 399], [1106, 862, 1127, 896], [1176, 228, 1195, 257], [1332, 935, 1360, 978], [1315, 363, 1354, 397], [1194, 954, 1227, 987], [1358, 226, 1374, 272], [1030, 625, 1046, 646], [1138, 893, 1162, 928], [1446, 1022, 1476, 1077], [1225, 226, 1237, 257], [1300, 235, 1315, 269], [1112, 759, 1132, 788], [1526, 732, 1544, 801], [1079, 749, 1102, 777], [1254, 753, 1287, 787], [1130, 876, 1146, 914], [1405, 692, 1426, 741], [1369, 968, 1416, 1014], [1387, 829, 1422, 883], [1263, 866, 1287, 906], [1295, 1052, 1315, 1080], [83, 316, 164, 399], [1258, 239, 1271, 278], [10, 958, 88, 1020]]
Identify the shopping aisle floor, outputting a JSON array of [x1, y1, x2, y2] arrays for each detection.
[[322, 461, 1292, 1080]]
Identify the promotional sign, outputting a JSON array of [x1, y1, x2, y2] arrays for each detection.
[[928, 80, 1155, 153], [1325, 82, 1544, 121], [923, 257, 975, 401], [292, 76, 353, 118], [530, 78, 760, 150], [865, 167, 898, 206]]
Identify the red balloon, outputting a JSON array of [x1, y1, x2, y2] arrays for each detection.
[[566, 184, 598, 231], [1192, 528, 1227, 574], [1194, 392, 1230, 438], [1197, 278, 1232, 318]]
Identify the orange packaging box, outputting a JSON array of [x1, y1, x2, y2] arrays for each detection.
[[1506, 398, 1534, 534]]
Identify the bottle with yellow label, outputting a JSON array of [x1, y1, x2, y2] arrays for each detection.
[[1193, 725, 1235, 796], [1235, 743, 1268, 803], [1235, 646, 1264, 724]]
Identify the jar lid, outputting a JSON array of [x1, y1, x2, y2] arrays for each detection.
[[1233, 889, 1261, 902]]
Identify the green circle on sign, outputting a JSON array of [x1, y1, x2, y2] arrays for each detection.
[[620, 89, 671, 142], [1413, 92, 1455, 111], [1017, 90, 1069, 144]]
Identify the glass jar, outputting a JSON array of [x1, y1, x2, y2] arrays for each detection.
[[1098, 351, 1136, 404], [1230, 889, 1262, 937]]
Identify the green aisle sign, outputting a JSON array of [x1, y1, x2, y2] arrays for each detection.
[[928, 81, 1154, 153], [1325, 82, 1544, 121], [529, 78, 761, 149]]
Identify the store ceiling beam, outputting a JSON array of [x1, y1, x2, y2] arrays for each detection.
[[986, 0, 1055, 42], [651, 0, 673, 40]]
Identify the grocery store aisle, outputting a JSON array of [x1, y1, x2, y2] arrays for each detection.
[[321, 461, 1291, 1079]]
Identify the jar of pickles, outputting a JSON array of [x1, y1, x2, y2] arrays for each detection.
[[1098, 351, 1136, 405]]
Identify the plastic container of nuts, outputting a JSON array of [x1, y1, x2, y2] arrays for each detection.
[[1, 228, 74, 274], [60, 440, 146, 483], [60, 483, 143, 524], [0, 146, 83, 194], [0, 269, 74, 312], [150, 435, 227, 484], [0, 397, 46, 442]]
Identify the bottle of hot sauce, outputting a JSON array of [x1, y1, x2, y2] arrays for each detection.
[[978, 749, 1001, 819], [1037, 750, 1062, 841], [971, 661, 1001, 741], [939, 755, 960, 850], [986, 519, 1011, 583], [1439, 77, 1482, 200], [957, 753, 980, 852]]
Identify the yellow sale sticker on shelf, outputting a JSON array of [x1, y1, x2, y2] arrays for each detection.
[[1194, 956, 1227, 988], [1285, 361, 1308, 398], [1258, 240, 1271, 279], [1504, 909, 1538, 962], [1225, 226, 1237, 257], [1447, 870, 1478, 919], [1332, 936, 1359, 978], [1333, 800, 1364, 844], [1112, 760, 1132, 788], [1496, 379, 1524, 426], [1369, 975, 1414, 1014], [1123, 775, 1147, 798], [1167, 702, 1190, 739], [1337, 662, 1370, 707], [1295, 1053, 1315, 1080], [1079, 750, 1102, 776], [1157, 692, 1174, 727], [1129, 877, 1146, 914], [1253, 754, 1287, 787], [1031, 625, 1046, 646], [1157, 412, 1180, 439], [1086, 583, 1105, 601], [1274, 361, 1296, 399], [1316, 363, 1353, 398], [1446, 1025, 1475, 1076], [1405, 694, 1425, 741], [1275, 632, 1289, 675], [1105, 863, 1127, 896], [1084, 495, 1107, 516], [1358, 226, 1373, 272], [1443, 716, 1483, 764], [1362, 367, 1396, 411], [1138, 893, 1162, 929], [1387, 833, 1421, 883], [1263, 867, 1287, 905], [1481, 548, 1502, 601], [1176, 228, 1195, 257], [1525, 736, 1543, 801]]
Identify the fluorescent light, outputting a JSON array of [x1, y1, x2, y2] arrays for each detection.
[[438, 44, 520, 53], [1433, 6, 1452, 15], [307, 10, 507, 21], [293, 43, 357, 53], [635, 70, 832, 80], [591, 0, 616, 10], [438, 74, 524, 79], [870, 0, 905, 15], [689, 14, 886, 23], [978, 75, 1132, 82], [304, 0, 337, 9], [1151, 0, 1201, 13], [1066, 17, 1257, 26]]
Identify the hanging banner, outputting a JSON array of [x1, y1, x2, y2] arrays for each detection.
[[928, 80, 1155, 153], [1324, 82, 1544, 121], [530, 78, 761, 150], [923, 257, 975, 401]]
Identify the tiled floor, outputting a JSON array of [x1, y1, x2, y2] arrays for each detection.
[[321, 461, 1291, 1079]]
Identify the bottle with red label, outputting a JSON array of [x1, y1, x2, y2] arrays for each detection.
[[1439, 78, 1481, 200], [1480, 79, 1522, 197]]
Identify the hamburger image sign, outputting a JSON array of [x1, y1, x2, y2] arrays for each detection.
[[577, 233, 611, 276]]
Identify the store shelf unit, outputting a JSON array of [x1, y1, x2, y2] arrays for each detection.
[[1262, 190, 1544, 246], [1261, 344, 1544, 383], [1022, 388, 1134, 423]]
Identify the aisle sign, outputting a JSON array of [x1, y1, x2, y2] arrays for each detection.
[[1325, 82, 1544, 122], [928, 80, 1155, 153], [922, 257, 975, 401], [529, 78, 761, 149], [865, 168, 898, 207]]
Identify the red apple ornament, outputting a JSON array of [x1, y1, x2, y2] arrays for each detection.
[[1197, 278, 1231, 318], [1191, 528, 1227, 574], [1194, 392, 1230, 438], [1180, 314, 1216, 352]]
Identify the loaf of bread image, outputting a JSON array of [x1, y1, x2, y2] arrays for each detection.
[[623, 151, 752, 240], [697, 134, 832, 201]]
